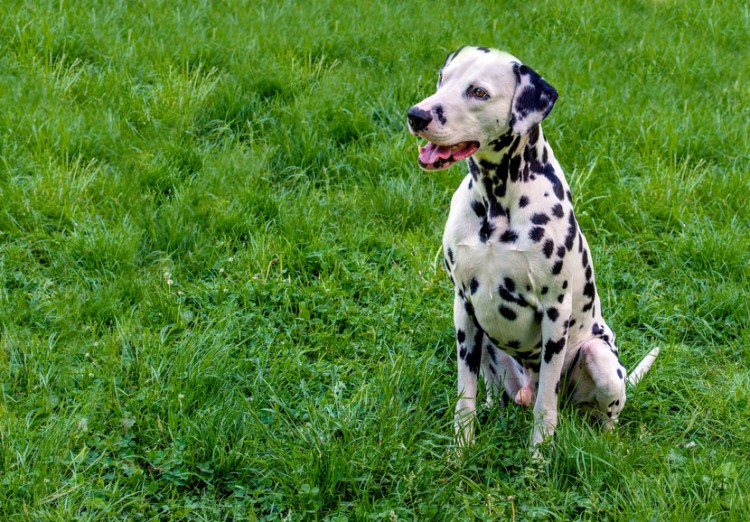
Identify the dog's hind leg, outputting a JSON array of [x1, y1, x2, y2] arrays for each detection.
[[566, 339, 627, 430]]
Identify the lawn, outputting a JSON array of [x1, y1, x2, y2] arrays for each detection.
[[1, 0, 749, 519]]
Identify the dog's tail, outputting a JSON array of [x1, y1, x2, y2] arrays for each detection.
[[627, 347, 660, 387]]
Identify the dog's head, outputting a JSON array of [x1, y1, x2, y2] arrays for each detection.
[[407, 46, 558, 171]]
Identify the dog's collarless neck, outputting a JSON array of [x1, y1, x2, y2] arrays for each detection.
[[467, 125, 546, 206]]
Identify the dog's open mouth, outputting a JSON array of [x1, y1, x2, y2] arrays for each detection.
[[418, 141, 480, 171]]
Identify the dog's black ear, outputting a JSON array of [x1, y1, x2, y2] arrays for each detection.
[[510, 63, 558, 136]]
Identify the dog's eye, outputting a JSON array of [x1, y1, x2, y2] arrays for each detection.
[[469, 86, 490, 99]]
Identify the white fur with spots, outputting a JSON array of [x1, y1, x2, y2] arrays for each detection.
[[407, 47, 658, 449]]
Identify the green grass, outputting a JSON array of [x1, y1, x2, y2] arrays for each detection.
[[1, 0, 749, 519]]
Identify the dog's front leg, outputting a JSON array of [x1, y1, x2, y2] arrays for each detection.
[[453, 293, 482, 446], [531, 300, 572, 447]]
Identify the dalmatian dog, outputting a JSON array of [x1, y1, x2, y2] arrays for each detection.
[[407, 46, 658, 448]]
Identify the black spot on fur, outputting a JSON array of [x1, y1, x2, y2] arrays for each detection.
[[543, 240, 554, 258], [546, 307, 559, 321], [466, 333, 482, 374], [479, 219, 495, 242], [519, 195, 529, 208], [529, 227, 545, 242], [447, 248, 455, 265], [469, 158, 480, 181], [544, 337, 566, 363], [500, 230, 518, 243], [528, 125, 540, 146], [582, 281, 596, 313], [564, 212, 577, 251], [456, 329, 466, 343], [486, 342, 498, 363], [434, 105, 447, 125], [541, 164, 565, 200], [551, 203, 564, 218], [498, 287, 515, 302], [499, 305, 517, 321], [470, 278, 480, 295], [552, 260, 563, 275], [504, 277, 516, 292], [531, 213, 550, 225], [490, 130, 515, 152], [541, 286, 548, 295], [617, 368, 623, 380], [471, 200, 486, 218], [489, 201, 506, 219], [508, 154, 522, 182]]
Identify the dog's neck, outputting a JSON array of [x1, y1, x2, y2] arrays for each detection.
[[466, 125, 548, 210]]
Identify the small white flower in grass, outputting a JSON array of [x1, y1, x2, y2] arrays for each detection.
[[77, 417, 89, 432], [88, 372, 94, 378], [223, 288, 228, 293], [178, 393, 185, 400], [163, 271, 171, 280], [219, 268, 225, 274], [228, 257, 234, 263], [167, 279, 174, 286]]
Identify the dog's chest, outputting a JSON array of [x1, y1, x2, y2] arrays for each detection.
[[443, 180, 555, 350], [452, 241, 543, 349]]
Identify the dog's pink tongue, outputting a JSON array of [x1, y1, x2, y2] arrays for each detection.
[[419, 142, 452, 165]]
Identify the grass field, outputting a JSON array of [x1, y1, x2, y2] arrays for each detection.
[[1, 0, 749, 519]]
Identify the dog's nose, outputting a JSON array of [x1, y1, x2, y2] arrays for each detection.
[[407, 106, 433, 132]]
